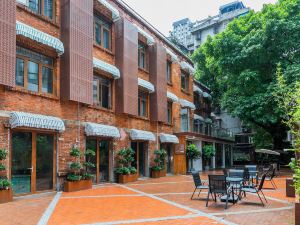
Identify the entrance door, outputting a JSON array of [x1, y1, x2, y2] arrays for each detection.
[[131, 142, 146, 177], [161, 143, 173, 174], [12, 132, 55, 195], [99, 141, 109, 182]]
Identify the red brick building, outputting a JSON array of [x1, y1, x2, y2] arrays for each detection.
[[0, 0, 233, 195]]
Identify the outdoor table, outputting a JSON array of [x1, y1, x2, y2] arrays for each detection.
[[226, 177, 243, 204]]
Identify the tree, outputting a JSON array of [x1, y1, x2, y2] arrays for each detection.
[[192, 0, 300, 149]]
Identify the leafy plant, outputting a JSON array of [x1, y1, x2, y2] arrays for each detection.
[[0, 164, 5, 171], [115, 148, 136, 175], [151, 149, 167, 171], [0, 148, 11, 190], [70, 147, 81, 157], [70, 162, 82, 170], [0, 179, 11, 190], [67, 174, 82, 182], [202, 145, 215, 167], [0, 149, 7, 161], [186, 144, 201, 160], [82, 149, 95, 180], [67, 147, 83, 182]]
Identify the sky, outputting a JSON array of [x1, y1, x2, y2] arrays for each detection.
[[122, 0, 277, 36]]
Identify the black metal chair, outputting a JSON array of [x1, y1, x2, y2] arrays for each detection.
[[206, 175, 232, 209], [191, 172, 209, 200], [259, 167, 277, 189], [240, 173, 268, 206], [228, 169, 244, 178]]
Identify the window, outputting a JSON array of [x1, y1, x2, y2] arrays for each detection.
[[94, 16, 112, 51], [181, 71, 189, 92], [194, 93, 201, 109], [138, 42, 148, 71], [93, 75, 112, 109], [138, 90, 148, 117], [180, 108, 190, 132], [166, 61, 172, 84], [16, 46, 54, 94], [167, 102, 172, 124], [28, 0, 54, 20]]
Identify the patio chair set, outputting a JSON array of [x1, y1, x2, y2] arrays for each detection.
[[191, 164, 277, 209]]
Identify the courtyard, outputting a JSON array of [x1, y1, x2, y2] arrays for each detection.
[[0, 171, 295, 225]]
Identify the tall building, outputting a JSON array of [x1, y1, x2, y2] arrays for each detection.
[[0, 0, 234, 196]]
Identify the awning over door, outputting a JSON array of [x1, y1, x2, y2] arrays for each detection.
[[85, 122, 120, 138], [16, 21, 64, 56], [9, 112, 65, 132], [179, 99, 196, 110], [167, 91, 178, 102], [97, 0, 120, 22], [160, 133, 179, 144], [93, 58, 120, 79], [138, 78, 155, 93], [130, 129, 156, 141]]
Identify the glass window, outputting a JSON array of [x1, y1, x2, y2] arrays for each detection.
[[138, 42, 148, 70], [29, 0, 39, 13], [138, 90, 148, 117], [180, 108, 190, 132], [93, 75, 112, 109], [44, 0, 53, 19], [29, 0, 54, 19], [94, 16, 112, 50], [16, 58, 24, 87], [167, 102, 172, 124], [181, 71, 189, 92], [27, 61, 39, 92], [166, 61, 172, 84], [42, 67, 53, 93]]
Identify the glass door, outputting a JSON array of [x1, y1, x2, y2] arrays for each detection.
[[36, 134, 54, 192], [166, 145, 173, 174], [99, 141, 109, 182], [138, 142, 145, 176], [86, 139, 97, 183], [12, 132, 32, 195]]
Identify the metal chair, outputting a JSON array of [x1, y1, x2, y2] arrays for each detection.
[[228, 169, 244, 178], [191, 172, 209, 200], [206, 175, 232, 209], [259, 167, 277, 189], [240, 173, 268, 206]]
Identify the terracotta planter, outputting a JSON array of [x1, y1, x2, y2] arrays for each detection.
[[159, 170, 167, 177], [64, 179, 92, 192], [0, 189, 13, 204], [151, 170, 160, 178], [296, 201, 300, 225], [118, 173, 138, 184], [286, 178, 295, 197]]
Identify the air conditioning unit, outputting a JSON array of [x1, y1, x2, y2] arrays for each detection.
[[17, 0, 29, 7]]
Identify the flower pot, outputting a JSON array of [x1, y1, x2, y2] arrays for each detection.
[[296, 200, 300, 225], [0, 189, 12, 204], [64, 179, 92, 192], [159, 169, 167, 177], [151, 170, 160, 178], [286, 178, 295, 197], [118, 173, 138, 184]]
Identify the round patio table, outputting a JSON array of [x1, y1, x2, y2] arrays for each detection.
[[226, 177, 243, 204]]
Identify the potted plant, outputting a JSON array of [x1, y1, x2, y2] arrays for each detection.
[[186, 144, 201, 173], [202, 145, 215, 171], [151, 149, 167, 178], [0, 148, 12, 204], [115, 148, 137, 184], [64, 147, 93, 192]]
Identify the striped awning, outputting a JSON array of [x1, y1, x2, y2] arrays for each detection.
[[203, 92, 212, 100], [130, 129, 156, 141], [93, 58, 120, 79], [97, 0, 120, 22], [138, 78, 155, 93], [9, 112, 65, 132], [85, 122, 120, 138], [167, 91, 178, 102], [180, 61, 195, 75], [165, 48, 178, 62], [179, 99, 196, 110], [16, 21, 64, 56], [193, 85, 203, 95], [160, 133, 179, 144], [205, 118, 213, 124], [135, 25, 155, 45], [194, 114, 204, 121]]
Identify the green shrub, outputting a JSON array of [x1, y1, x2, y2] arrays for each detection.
[[0, 164, 5, 171], [151, 149, 167, 171], [67, 146, 83, 182], [70, 147, 81, 157], [0, 149, 7, 161], [116, 167, 130, 175], [70, 162, 82, 170], [67, 174, 82, 181], [115, 148, 136, 175], [82, 173, 94, 180], [202, 145, 215, 162], [0, 179, 11, 190], [186, 144, 201, 160]]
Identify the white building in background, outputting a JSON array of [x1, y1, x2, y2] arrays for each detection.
[[171, 1, 250, 54]]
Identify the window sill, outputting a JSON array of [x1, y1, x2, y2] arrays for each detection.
[[93, 44, 114, 56], [10, 87, 59, 100], [138, 67, 149, 74], [167, 82, 173, 87], [181, 89, 191, 95], [17, 3, 60, 28], [88, 105, 114, 114]]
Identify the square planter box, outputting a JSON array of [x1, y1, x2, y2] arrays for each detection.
[[151, 170, 160, 178], [64, 179, 92, 192], [159, 170, 167, 177], [0, 189, 13, 204], [118, 174, 138, 184], [296, 201, 300, 225], [286, 178, 295, 197]]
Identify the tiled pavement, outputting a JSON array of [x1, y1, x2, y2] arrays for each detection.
[[0, 173, 296, 225]]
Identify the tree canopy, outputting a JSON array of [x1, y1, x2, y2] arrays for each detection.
[[192, 0, 300, 149]]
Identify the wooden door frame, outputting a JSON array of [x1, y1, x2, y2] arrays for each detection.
[[10, 128, 57, 196], [86, 137, 112, 183], [130, 141, 148, 177]]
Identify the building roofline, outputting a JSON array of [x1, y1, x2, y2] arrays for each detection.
[[194, 79, 211, 91], [115, 0, 193, 64]]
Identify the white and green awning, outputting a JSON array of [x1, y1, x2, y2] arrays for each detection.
[[160, 133, 179, 144], [203, 92, 212, 100], [165, 48, 178, 62], [16, 21, 64, 56], [85, 122, 120, 138], [180, 61, 195, 75], [130, 129, 156, 141], [10, 112, 65, 132], [194, 114, 204, 121], [193, 85, 203, 95], [135, 25, 155, 45], [93, 58, 120, 79], [167, 91, 178, 102], [179, 99, 196, 110], [97, 0, 120, 22], [138, 78, 155, 93]]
